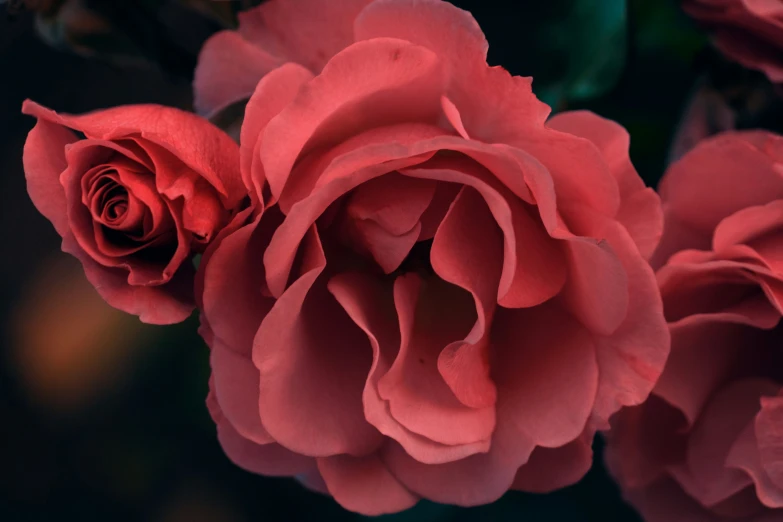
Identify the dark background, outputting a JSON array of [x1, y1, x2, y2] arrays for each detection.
[[1, 1, 778, 520]]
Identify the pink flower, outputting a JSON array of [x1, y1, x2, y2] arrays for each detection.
[[684, 0, 783, 83], [196, 0, 669, 513], [607, 131, 783, 521]]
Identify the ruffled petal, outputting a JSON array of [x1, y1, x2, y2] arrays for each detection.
[[260, 38, 447, 200], [253, 227, 382, 457], [328, 272, 490, 465], [377, 273, 495, 446], [548, 110, 662, 259], [354, 0, 551, 142], [240, 63, 314, 205], [431, 186, 501, 408], [658, 132, 783, 240]]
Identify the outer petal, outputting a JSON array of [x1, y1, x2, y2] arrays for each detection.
[[757, 392, 783, 491], [511, 428, 594, 493], [237, 0, 373, 72], [548, 110, 663, 259], [605, 396, 689, 489], [669, 379, 778, 508], [726, 412, 783, 509], [354, 0, 551, 142], [62, 235, 194, 324], [492, 301, 599, 450], [200, 212, 278, 353], [240, 63, 314, 204], [207, 388, 315, 477], [657, 132, 783, 242], [193, 30, 283, 118], [23, 110, 78, 237], [210, 338, 273, 445], [260, 38, 446, 200], [565, 206, 669, 424], [317, 454, 418, 515], [655, 321, 767, 427]]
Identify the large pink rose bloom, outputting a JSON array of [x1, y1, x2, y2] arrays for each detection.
[[683, 0, 783, 83], [195, 0, 669, 514], [607, 131, 783, 521]]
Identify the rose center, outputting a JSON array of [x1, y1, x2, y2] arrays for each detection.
[[101, 185, 130, 223], [330, 173, 458, 275]]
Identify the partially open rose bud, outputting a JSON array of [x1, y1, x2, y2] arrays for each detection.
[[23, 100, 245, 324]]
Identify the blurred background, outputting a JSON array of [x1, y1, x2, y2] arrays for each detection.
[[1, 1, 782, 521]]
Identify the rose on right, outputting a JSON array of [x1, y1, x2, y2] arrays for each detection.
[[683, 0, 783, 84], [607, 131, 783, 521]]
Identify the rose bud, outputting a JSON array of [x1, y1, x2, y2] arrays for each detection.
[[23, 100, 246, 324]]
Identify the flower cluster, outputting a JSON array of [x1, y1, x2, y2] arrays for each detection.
[[19, 0, 783, 518]]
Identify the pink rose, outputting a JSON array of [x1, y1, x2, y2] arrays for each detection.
[[607, 131, 783, 521], [683, 0, 783, 83], [23, 101, 245, 324], [196, 0, 669, 514]]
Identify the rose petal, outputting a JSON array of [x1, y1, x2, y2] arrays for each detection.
[[431, 186, 501, 408], [210, 337, 273, 445], [548, 110, 662, 259], [725, 404, 783, 509], [658, 261, 780, 327], [565, 207, 669, 424], [560, 235, 629, 336], [253, 227, 382, 457], [658, 132, 783, 239], [511, 428, 594, 493], [624, 477, 758, 522], [193, 30, 283, 118], [655, 321, 771, 428], [207, 388, 315, 477], [328, 272, 491, 465], [377, 273, 495, 446], [237, 0, 373, 72], [201, 212, 280, 353], [379, 305, 593, 505], [757, 392, 783, 490], [317, 454, 418, 515], [264, 145, 436, 297], [492, 300, 599, 449], [605, 396, 688, 489], [354, 0, 551, 142], [23, 110, 78, 237], [62, 235, 193, 324], [260, 38, 446, 200], [670, 378, 779, 508], [240, 63, 314, 205]]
